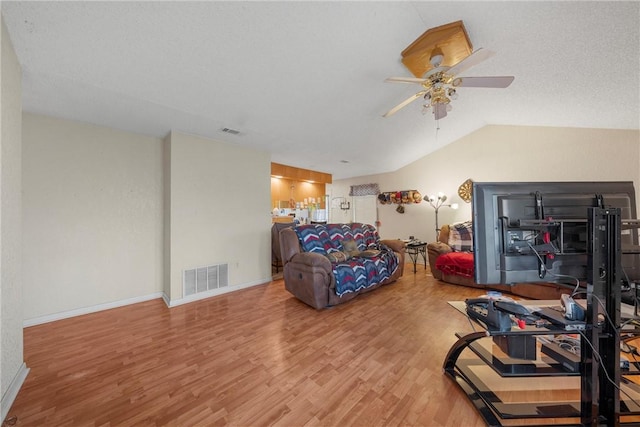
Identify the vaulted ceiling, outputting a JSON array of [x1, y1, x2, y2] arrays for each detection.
[[2, 1, 639, 179]]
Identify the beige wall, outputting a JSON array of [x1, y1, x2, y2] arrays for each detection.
[[332, 125, 640, 243], [22, 118, 274, 317], [21, 114, 164, 321], [1, 16, 26, 420], [164, 132, 272, 304], [162, 133, 172, 299]]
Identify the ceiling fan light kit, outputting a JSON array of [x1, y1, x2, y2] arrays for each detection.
[[428, 47, 445, 68], [384, 20, 515, 120]]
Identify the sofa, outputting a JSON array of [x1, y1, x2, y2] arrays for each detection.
[[271, 221, 295, 273], [279, 223, 405, 309], [427, 221, 577, 300]]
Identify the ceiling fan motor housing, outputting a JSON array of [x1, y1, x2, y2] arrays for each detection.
[[383, 21, 514, 120]]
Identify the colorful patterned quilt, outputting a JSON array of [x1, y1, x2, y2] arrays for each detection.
[[330, 244, 399, 296], [448, 221, 473, 252], [294, 223, 399, 296]]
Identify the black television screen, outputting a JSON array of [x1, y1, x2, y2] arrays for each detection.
[[472, 181, 639, 286]]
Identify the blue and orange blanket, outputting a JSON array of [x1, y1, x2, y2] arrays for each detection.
[[295, 223, 399, 296]]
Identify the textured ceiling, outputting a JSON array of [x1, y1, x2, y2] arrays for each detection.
[[2, 1, 639, 180]]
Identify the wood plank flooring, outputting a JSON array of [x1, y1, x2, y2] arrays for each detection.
[[8, 267, 496, 426]]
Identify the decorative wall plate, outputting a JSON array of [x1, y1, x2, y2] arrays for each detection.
[[458, 178, 473, 203]]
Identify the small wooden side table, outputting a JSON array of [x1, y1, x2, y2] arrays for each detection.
[[405, 242, 427, 273]]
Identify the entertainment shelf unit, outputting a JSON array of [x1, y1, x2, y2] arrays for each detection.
[[444, 209, 640, 426]]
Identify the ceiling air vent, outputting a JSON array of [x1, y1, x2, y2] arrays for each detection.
[[221, 127, 240, 135]]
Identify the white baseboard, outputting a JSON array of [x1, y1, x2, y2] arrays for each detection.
[[23, 277, 272, 326], [161, 292, 171, 307], [23, 292, 164, 327], [163, 277, 270, 308], [1, 362, 29, 422]]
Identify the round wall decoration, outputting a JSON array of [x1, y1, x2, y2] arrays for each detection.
[[458, 178, 473, 203]]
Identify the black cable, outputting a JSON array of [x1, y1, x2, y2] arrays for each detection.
[[571, 290, 588, 298], [588, 296, 640, 382], [577, 329, 640, 409], [622, 318, 640, 331], [551, 334, 581, 355], [523, 246, 640, 408], [525, 242, 582, 295]]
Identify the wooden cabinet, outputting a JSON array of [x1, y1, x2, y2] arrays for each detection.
[[271, 163, 331, 184], [270, 163, 331, 209]]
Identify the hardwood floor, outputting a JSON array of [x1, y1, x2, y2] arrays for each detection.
[[9, 267, 490, 426]]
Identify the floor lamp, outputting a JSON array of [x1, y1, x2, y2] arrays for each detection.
[[424, 192, 459, 240]]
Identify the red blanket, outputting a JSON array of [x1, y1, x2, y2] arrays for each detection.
[[435, 252, 474, 278]]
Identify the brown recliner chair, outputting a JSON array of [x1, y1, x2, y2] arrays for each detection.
[[279, 225, 405, 309], [271, 221, 295, 273]]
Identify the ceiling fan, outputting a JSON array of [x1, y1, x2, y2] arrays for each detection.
[[383, 48, 514, 120]]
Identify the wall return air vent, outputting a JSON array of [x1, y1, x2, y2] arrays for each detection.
[[183, 263, 229, 297]]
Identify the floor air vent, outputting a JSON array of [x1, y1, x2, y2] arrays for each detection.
[[183, 264, 229, 297]]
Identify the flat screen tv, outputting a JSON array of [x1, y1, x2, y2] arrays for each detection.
[[472, 181, 639, 286]]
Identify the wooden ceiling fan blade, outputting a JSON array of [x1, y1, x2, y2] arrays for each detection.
[[433, 103, 447, 120], [385, 77, 428, 84], [454, 76, 515, 88], [383, 91, 426, 117], [447, 48, 495, 77]]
